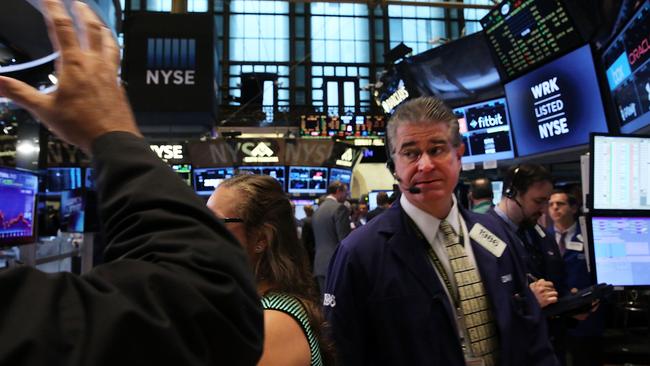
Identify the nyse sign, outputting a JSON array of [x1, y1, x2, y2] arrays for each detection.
[[150, 144, 185, 161], [531, 77, 569, 139]]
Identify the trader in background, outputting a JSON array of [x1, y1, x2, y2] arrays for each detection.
[[548, 190, 604, 366], [469, 177, 494, 214], [325, 97, 558, 366], [487, 164, 570, 364], [366, 191, 391, 222], [0, 1, 262, 364], [312, 181, 351, 294]]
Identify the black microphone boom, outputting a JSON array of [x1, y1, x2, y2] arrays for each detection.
[[408, 186, 422, 194]]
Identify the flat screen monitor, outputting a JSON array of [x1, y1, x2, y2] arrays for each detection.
[[60, 189, 85, 233], [480, 0, 584, 81], [292, 199, 318, 221], [590, 215, 650, 286], [591, 134, 650, 210], [288, 166, 328, 195], [367, 190, 395, 211], [329, 168, 352, 186], [172, 164, 192, 186], [505, 45, 609, 157], [602, 1, 650, 134], [0, 167, 38, 245], [193, 167, 235, 196], [453, 97, 515, 164], [237, 166, 286, 190], [492, 180, 503, 206], [396, 32, 503, 107], [46, 167, 82, 192]]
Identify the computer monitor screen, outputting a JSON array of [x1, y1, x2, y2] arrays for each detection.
[[60, 189, 85, 233], [591, 134, 650, 210], [172, 164, 192, 186], [288, 166, 328, 195], [591, 215, 650, 286], [46, 167, 82, 192], [292, 199, 318, 221], [505, 45, 609, 157], [492, 180, 503, 206], [396, 32, 503, 107], [237, 166, 286, 190], [329, 168, 352, 186], [0, 167, 38, 245], [367, 190, 395, 211], [602, 1, 650, 133], [193, 167, 235, 196], [453, 97, 515, 164], [480, 0, 584, 81]]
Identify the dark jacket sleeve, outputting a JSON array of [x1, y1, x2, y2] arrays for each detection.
[[0, 132, 263, 366]]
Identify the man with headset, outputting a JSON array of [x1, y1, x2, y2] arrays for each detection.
[[324, 97, 557, 365], [486, 164, 570, 364]]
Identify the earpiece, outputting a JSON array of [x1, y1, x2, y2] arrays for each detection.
[[504, 166, 521, 199]]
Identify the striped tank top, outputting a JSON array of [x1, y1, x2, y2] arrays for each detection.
[[261, 292, 323, 366]]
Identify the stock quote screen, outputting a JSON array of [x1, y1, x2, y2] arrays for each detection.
[[300, 114, 386, 139], [481, 0, 583, 80], [602, 1, 650, 133]]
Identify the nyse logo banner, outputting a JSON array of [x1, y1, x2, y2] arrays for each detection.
[[243, 142, 279, 163], [150, 144, 186, 162], [146, 38, 196, 86]]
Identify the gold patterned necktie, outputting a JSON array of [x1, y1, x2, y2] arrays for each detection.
[[439, 220, 499, 366]]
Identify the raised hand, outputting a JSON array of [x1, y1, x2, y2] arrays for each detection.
[[0, 0, 140, 154]]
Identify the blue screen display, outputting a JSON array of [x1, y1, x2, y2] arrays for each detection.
[[592, 216, 650, 286], [0, 167, 38, 245], [329, 168, 352, 186], [46, 167, 82, 192], [602, 2, 650, 133], [453, 97, 515, 164], [237, 166, 286, 190], [505, 45, 609, 157], [288, 166, 328, 195]]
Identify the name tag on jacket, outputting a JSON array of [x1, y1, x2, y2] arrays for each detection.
[[469, 224, 506, 258], [566, 241, 584, 252]]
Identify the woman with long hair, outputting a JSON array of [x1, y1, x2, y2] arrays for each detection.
[[207, 174, 333, 366]]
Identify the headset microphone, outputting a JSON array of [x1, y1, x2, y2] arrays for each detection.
[[408, 186, 422, 194]]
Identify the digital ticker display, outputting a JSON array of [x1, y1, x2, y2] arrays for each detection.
[[481, 0, 583, 80], [505, 45, 608, 157], [453, 97, 515, 164], [602, 1, 650, 133], [300, 114, 386, 139]]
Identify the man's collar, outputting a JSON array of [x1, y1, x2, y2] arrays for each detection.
[[401, 194, 459, 244]]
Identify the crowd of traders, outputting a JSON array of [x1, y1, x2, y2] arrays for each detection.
[[0, 1, 604, 365]]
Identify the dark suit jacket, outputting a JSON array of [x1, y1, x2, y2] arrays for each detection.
[[325, 201, 558, 366], [548, 223, 605, 337], [0, 133, 263, 365], [312, 198, 351, 278]]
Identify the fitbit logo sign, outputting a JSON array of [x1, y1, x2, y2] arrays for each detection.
[[145, 38, 196, 86]]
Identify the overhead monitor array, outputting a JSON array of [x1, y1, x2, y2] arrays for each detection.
[[481, 0, 584, 81]]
